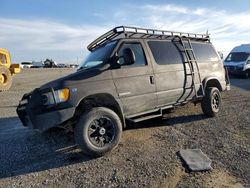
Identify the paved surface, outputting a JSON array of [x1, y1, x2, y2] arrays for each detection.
[[0, 69, 249, 188]]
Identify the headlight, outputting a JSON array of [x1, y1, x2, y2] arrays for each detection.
[[42, 88, 70, 105], [237, 64, 244, 68]]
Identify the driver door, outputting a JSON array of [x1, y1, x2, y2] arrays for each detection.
[[111, 41, 157, 116]]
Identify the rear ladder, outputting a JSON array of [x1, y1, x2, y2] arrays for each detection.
[[172, 36, 205, 102]]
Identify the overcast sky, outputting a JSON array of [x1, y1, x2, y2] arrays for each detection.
[[1, 0, 250, 63]]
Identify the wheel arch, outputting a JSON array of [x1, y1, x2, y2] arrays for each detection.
[[203, 77, 223, 91], [74, 93, 126, 128]]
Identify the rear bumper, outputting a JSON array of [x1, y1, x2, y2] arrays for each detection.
[[16, 89, 75, 131], [225, 84, 230, 91], [224, 66, 230, 91]]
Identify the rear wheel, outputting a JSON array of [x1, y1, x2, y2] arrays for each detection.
[[74, 107, 122, 156], [201, 87, 221, 117], [0, 66, 12, 91]]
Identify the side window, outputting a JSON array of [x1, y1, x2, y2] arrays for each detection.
[[192, 43, 219, 62], [0, 54, 7, 64], [148, 41, 182, 65], [118, 42, 147, 67]]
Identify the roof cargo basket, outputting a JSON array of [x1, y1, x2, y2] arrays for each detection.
[[87, 26, 210, 51]]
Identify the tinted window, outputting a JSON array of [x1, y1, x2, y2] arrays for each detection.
[[118, 43, 147, 67], [192, 43, 219, 62], [148, 41, 182, 65]]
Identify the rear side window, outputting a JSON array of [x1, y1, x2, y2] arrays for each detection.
[[148, 41, 182, 65], [192, 43, 219, 62]]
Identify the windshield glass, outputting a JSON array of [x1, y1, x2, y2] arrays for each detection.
[[225, 52, 250, 62], [78, 41, 117, 70]]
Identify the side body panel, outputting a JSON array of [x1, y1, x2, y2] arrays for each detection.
[[62, 69, 119, 108], [144, 40, 190, 107], [111, 39, 157, 116], [191, 42, 227, 91]]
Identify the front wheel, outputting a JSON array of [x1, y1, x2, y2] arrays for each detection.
[[74, 107, 122, 156], [201, 87, 221, 117]]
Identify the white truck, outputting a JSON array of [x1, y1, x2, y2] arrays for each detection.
[[224, 44, 250, 78], [20, 62, 33, 68]]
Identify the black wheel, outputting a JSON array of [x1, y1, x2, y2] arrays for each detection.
[[243, 70, 249, 79], [201, 87, 221, 117], [74, 107, 122, 156], [0, 66, 12, 91]]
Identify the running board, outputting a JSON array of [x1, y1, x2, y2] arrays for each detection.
[[126, 105, 177, 123], [127, 113, 162, 123], [126, 109, 163, 123]]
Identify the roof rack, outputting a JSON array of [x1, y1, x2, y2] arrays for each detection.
[[87, 26, 210, 51]]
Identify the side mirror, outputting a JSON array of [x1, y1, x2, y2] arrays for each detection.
[[122, 48, 135, 65], [110, 55, 121, 69]]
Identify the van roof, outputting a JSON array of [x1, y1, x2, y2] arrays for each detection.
[[231, 44, 250, 53]]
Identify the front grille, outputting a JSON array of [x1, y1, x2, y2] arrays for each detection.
[[225, 66, 243, 71]]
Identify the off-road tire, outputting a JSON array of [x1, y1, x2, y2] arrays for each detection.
[[201, 87, 221, 117], [74, 107, 122, 157], [0, 66, 12, 91]]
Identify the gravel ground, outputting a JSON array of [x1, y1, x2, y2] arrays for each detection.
[[0, 69, 249, 188]]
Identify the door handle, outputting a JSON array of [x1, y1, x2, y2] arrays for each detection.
[[149, 75, 155, 84]]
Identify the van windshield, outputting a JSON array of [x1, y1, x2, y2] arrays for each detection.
[[225, 52, 249, 62], [78, 41, 117, 70]]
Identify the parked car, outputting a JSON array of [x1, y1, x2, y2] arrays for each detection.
[[70, 64, 79, 68], [17, 26, 230, 156], [31, 61, 44, 68], [20, 62, 33, 68], [57, 63, 67, 68], [224, 44, 250, 78]]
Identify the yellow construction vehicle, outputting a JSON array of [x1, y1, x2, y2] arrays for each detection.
[[0, 48, 20, 91]]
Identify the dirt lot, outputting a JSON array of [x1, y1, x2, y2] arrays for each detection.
[[0, 69, 249, 188]]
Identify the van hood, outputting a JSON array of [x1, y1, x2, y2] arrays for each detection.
[[40, 67, 111, 90]]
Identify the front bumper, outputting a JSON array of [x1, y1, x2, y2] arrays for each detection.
[[16, 88, 75, 131], [225, 66, 244, 75]]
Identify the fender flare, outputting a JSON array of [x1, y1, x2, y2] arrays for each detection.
[[203, 77, 223, 91], [75, 93, 126, 128]]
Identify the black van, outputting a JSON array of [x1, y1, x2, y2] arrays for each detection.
[[17, 26, 230, 156]]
